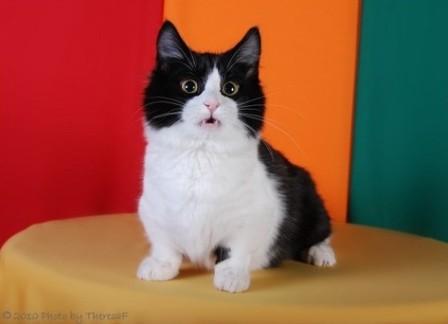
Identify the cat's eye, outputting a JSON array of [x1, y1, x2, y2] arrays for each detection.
[[221, 81, 240, 96], [180, 79, 198, 94]]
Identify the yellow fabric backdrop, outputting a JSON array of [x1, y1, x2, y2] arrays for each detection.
[[163, 0, 360, 222], [1, 214, 448, 323]]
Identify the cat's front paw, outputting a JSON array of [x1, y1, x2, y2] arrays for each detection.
[[214, 261, 250, 293], [137, 256, 179, 281]]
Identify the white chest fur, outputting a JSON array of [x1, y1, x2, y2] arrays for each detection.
[[139, 127, 284, 269]]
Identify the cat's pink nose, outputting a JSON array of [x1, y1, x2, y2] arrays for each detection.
[[204, 99, 220, 113]]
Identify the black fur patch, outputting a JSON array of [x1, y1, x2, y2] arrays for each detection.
[[214, 246, 230, 264], [258, 140, 332, 267]]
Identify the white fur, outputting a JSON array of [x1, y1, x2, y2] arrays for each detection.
[[308, 238, 336, 267], [137, 68, 284, 292]]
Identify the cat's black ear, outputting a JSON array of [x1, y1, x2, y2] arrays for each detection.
[[228, 27, 261, 66], [157, 21, 190, 62]]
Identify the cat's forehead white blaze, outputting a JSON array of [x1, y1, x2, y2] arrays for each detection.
[[202, 67, 222, 102]]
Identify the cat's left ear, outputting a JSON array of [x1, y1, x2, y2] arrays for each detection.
[[227, 27, 261, 67]]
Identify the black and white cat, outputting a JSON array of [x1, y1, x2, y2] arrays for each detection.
[[137, 21, 336, 293]]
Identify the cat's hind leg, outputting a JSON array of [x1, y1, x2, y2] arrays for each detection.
[[307, 237, 336, 267]]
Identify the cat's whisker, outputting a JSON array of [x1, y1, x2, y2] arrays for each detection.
[[239, 86, 309, 107], [256, 137, 275, 162], [147, 111, 181, 124], [145, 98, 184, 104], [237, 121, 258, 138], [261, 140, 275, 162], [133, 106, 144, 116], [143, 101, 184, 108], [149, 96, 185, 104], [239, 113, 304, 157], [237, 95, 266, 107], [239, 104, 304, 120], [237, 88, 290, 106], [261, 87, 302, 99], [243, 123, 258, 138], [235, 121, 275, 162]]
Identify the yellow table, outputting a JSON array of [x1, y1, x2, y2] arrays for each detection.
[[1, 214, 448, 323]]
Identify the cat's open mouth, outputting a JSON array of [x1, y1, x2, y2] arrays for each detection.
[[199, 117, 221, 128]]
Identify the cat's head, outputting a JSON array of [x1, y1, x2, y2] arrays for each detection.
[[143, 21, 265, 144]]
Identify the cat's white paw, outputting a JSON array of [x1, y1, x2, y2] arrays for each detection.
[[308, 240, 337, 267], [214, 262, 250, 293], [137, 256, 179, 281]]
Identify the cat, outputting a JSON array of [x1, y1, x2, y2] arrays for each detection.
[[137, 21, 336, 293]]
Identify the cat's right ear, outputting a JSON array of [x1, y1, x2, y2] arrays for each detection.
[[156, 21, 189, 62]]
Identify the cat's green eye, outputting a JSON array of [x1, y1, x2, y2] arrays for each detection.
[[221, 81, 240, 97], [180, 79, 198, 94]]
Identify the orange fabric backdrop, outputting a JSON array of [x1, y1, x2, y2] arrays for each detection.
[[164, 0, 359, 222]]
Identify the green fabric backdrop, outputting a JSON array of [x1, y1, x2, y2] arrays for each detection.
[[350, 0, 448, 241]]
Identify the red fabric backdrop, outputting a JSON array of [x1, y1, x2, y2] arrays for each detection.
[[0, 1, 163, 245]]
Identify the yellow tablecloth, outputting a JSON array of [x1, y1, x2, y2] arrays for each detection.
[[1, 214, 448, 324]]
